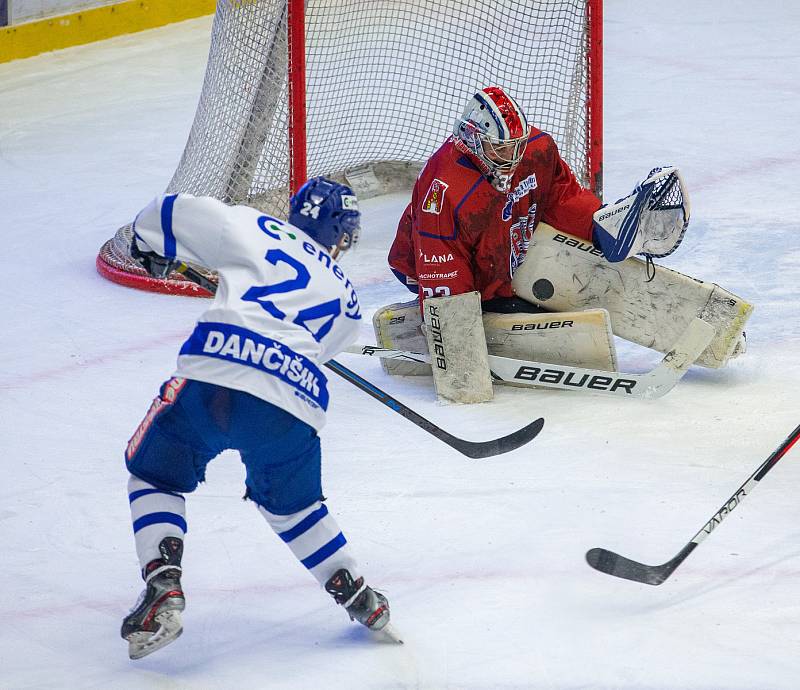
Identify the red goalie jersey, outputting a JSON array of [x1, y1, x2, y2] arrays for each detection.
[[388, 130, 601, 303]]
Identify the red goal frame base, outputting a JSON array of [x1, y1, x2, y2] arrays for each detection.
[[96, 236, 214, 297]]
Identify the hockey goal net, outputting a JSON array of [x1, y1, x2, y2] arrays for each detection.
[[97, 0, 602, 294]]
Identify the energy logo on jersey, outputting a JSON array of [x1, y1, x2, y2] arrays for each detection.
[[421, 179, 449, 215]]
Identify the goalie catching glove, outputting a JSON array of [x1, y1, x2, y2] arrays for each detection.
[[130, 233, 179, 279], [592, 166, 690, 262]]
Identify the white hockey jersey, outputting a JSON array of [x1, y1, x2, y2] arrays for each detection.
[[132, 193, 362, 431]]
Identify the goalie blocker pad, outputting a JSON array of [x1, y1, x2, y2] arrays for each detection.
[[423, 292, 493, 404], [511, 223, 753, 368], [373, 299, 618, 377]]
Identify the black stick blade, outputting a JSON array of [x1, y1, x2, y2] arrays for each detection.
[[585, 548, 672, 586], [452, 417, 545, 459], [324, 359, 545, 459]]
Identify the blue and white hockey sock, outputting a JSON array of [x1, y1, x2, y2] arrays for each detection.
[[127, 474, 187, 572], [258, 501, 358, 586]]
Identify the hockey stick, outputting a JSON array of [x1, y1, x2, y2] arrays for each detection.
[[173, 262, 545, 459], [347, 317, 714, 400], [586, 423, 800, 585], [173, 262, 217, 293], [324, 359, 544, 459]]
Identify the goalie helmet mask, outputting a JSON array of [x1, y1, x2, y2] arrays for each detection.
[[453, 86, 531, 192], [289, 177, 361, 258]]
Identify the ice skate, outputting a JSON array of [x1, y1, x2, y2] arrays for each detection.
[[325, 568, 401, 642], [121, 537, 185, 660]]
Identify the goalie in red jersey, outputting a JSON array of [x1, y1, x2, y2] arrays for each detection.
[[378, 87, 702, 403], [388, 86, 602, 311]]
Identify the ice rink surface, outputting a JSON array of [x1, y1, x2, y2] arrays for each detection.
[[2, 1, 800, 688]]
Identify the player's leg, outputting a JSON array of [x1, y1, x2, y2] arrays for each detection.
[[259, 500, 391, 632], [121, 378, 221, 659], [231, 391, 391, 632]]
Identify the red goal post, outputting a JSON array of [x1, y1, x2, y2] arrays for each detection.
[[97, 0, 603, 294]]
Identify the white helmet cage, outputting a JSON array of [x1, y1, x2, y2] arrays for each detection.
[[454, 87, 530, 182]]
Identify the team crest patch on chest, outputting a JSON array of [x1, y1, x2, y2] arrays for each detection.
[[502, 174, 538, 221], [422, 179, 449, 215]]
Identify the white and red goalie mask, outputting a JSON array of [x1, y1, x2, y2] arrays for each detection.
[[453, 86, 531, 192]]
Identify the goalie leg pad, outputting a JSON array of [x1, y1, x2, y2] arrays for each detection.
[[511, 223, 753, 368], [372, 299, 431, 376], [482, 308, 618, 372], [423, 292, 493, 404], [373, 298, 619, 376]]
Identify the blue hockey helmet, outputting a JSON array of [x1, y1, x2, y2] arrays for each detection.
[[289, 177, 361, 257]]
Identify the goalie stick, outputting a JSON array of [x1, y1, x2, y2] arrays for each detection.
[[348, 317, 714, 400], [172, 262, 545, 459], [586, 422, 800, 585]]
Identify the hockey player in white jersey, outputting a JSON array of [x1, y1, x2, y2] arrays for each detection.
[[120, 178, 392, 660]]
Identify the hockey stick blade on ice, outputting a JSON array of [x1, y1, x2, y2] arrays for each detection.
[[586, 422, 800, 585], [325, 360, 544, 459], [175, 263, 544, 459], [348, 317, 715, 400]]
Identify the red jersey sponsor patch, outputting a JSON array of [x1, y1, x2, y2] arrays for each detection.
[[421, 179, 449, 215], [418, 247, 454, 264]]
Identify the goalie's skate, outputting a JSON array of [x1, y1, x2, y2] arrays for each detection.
[[325, 569, 400, 641], [121, 537, 185, 660]]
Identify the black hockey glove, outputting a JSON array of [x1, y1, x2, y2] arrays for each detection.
[[130, 234, 178, 279]]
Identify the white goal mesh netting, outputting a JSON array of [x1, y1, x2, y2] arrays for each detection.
[[97, 0, 600, 293]]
